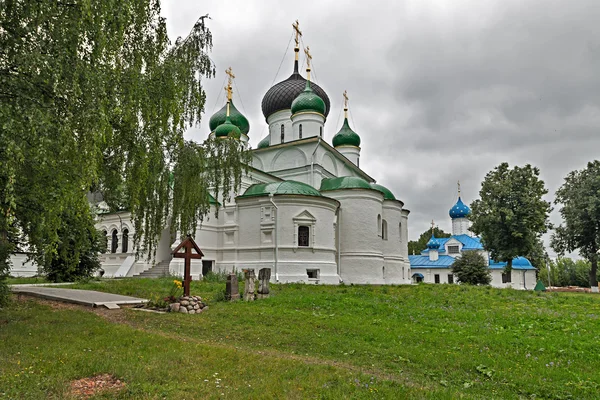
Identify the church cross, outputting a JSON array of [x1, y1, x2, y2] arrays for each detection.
[[293, 20, 302, 48], [343, 90, 349, 118], [225, 67, 235, 101], [304, 46, 312, 68], [457, 180, 461, 196], [431, 219, 435, 234]]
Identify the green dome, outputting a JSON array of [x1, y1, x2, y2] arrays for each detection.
[[320, 176, 373, 192], [239, 181, 322, 198], [370, 183, 396, 200], [291, 81, 326, 116], [209, 100, 250, 135], [214, 116, 241, 139], [332, 118, 361, 147], [257, 136, 270, 149]]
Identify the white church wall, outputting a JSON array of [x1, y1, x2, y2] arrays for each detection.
[[490, 269, 537, 290], [8, 253, 38, 277], [268, 110, 294, 145], [335, 145, 360, 167], [324, 189, 385, 284], [382, 200, 409, 284], [291, 112, 324, 140], [452, 218, 471, 236]]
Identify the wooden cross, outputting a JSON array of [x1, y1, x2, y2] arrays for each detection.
[[225, 67, 235, 100], [172, 235, 204, 297], [292, 20, 302, 48]]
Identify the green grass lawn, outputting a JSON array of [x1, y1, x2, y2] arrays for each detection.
[[2, 280, 600, 399], [5, 276, 50, 285]]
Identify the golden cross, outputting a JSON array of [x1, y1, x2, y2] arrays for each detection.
[[431, 219, 435, 233], [304, 46, 312, 69], [343, 90, 349, 109], [457, 180, 461, 196], [225, 67, 235, 100], [292, 20, 302, 48]]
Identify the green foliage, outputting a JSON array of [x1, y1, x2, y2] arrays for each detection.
[[470, 163, 551, 271], [41, 202, 103, 282], [408, 227, 451, 255], [552, 160, 600, 287], [202, 269, 243, 283], [0, 2, 249, 272], [451, 250, 491, 285], [538, 258, 592, 288]]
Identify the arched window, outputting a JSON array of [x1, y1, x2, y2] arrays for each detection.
[[298, 225, 309, 247], [382, 220, 388, 240], [299, 124, 303, 139], [111, 229, 118, 253], [122, 229, 129, 253], [102, 230, 108, 251], [281, 124, 285, 143], [319, 126, 322, 136], [377, 215, 381, 236]]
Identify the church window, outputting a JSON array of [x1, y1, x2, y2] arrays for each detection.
[[122, 229, 129, 253], [111, 229, 118, 253], [434, 274, 440, 284], [377, 215, 381, 236], [319, 126, 322, 136], [298, 225, 309, 247], [299, 124, 303, 139], [448, 274, 454, 284], [307, 269, 319, 280], [281, 124, 285, 143], [399, 223, 402, 243], [382, 220, 388, 240], [357, 158, 359, 168], [502, 272, 512, 283], [448, 245, 460, 254]]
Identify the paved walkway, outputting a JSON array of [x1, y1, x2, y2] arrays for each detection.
[[11, 286, 147, 309]]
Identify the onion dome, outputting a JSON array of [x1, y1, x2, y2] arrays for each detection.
[[214, 115, 241, 139], [332, 117, 361, 147], [209, 100, 250, 135], [239, 180, 322, 198], [261, 59, 330, 121], [291, 80, 326, 116], [370, 183, 396, 200], [257, 136, 270, 149], [320, 176, 372, 192], [426, 234, 441, 250], [449, 197, 471, 219]]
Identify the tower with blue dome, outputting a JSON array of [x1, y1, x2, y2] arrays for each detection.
[[449, 182, 471, 236]]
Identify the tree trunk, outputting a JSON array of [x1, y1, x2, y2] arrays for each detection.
[[590, 255, 598, 288]]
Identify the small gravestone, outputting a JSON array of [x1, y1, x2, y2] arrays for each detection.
[[226, 273, 240, 301], [244, 269, 256, 302], [257, 268, 271, 299]]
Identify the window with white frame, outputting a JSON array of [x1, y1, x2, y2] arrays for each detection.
[[448, 245, 460, 254], [307, 269, 319, 280]]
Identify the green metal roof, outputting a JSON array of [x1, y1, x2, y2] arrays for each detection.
[[332, 117, 361, 147], [291, 81, 326, 116], [209, 100, 250, 135], [214, 115, 242, 139], [257, 135, 270, 149], [319, 176, 373, 192], [239, 180, 322, 198], [208, 193, 219, 205], [370, 183, 396, 200]]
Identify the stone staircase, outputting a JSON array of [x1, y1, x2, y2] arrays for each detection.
[[136, 259, 172, 278]]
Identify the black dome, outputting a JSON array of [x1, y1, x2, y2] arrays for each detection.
[[261, 60, 330, 121]]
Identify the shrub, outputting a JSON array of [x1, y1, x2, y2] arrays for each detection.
[[452, 251, 491, 285]]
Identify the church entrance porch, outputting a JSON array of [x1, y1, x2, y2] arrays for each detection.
[[412, 273, 424, 284]]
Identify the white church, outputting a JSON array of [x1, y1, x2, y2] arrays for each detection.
[[92, 25, 412, 285], [409, 190, 537, 290]]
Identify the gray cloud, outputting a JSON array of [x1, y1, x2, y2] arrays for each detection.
[[163, 0, 600, 251]]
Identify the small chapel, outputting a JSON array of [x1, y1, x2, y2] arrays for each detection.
[[409, 186, 537, 290], [92, 22, 412, 284]]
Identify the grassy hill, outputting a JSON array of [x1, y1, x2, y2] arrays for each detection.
[[2, 279, 599, 398]]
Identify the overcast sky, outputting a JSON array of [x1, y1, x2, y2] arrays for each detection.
[[163, 0, 600, 248]]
